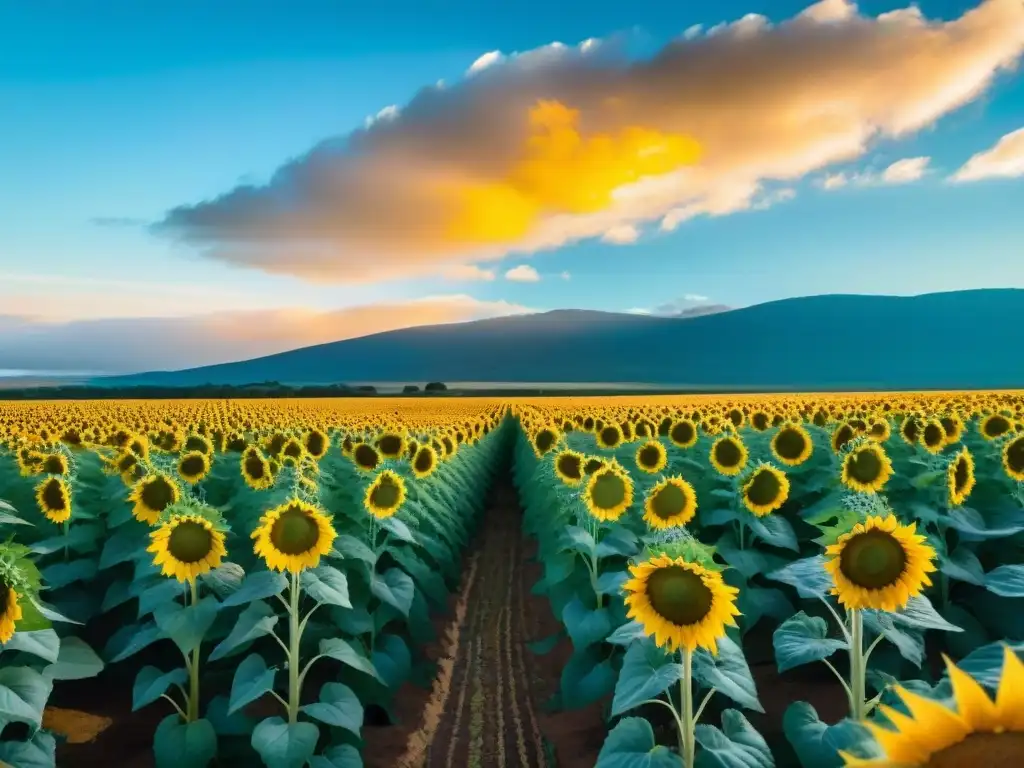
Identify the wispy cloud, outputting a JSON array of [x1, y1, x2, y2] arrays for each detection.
[[442, 264, 497, 281], [601, 224, 640, 245], [818, 156, 932, 189], [153, 0, 1024, 283], [950, 127, 1024, 182], [504, 265, 541, 282]]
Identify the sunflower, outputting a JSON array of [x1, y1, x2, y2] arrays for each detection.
[[352, 442, 380, 471], [946, 448, 976, 507], [750, 411, 771, 432], [412, 445, 437, 479], [583, 464, 634, 522], [280, 437, 306, 464], [709, 436, 748, 477], [183, 434, 213, 455], [376, 432, 406, 459], [583, 457, 606, 475], [532, 426, 560, 458], [303, 429, 329, 459], [867, 419, 891, 443], [128, 473, 181, 525], [741, 463, 790, 516], [39, 452, 69, 476], [148, 513, 227, 583], [595, 423, 623, 450], [771, 423, 814, 467], [177, 450, 210, 485], [241, 446, 274, 491], [841, 443, 894, 494], [668, 419, 698, 449], [900, 416, 922, 446], [635, 440, 668, 474], [35, 476, 71, 523], [252, 499, 337, 573], [554, 449, 585, 486], [920, 420, 947, 454], [1002, 434, 1024, 482], [980, 413, 1013, 441], [364, 470, 407, 520], [0, 585, 22, 644], [842, 646, 1024, 768], [832, 422, 857, 453], [623, 555, 740, 654], [643, 477, 697, 530], [824, 515, 936, 612]]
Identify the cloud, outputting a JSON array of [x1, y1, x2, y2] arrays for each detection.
[[560, 271, 571, 280], [442, 264, 496, 281], [880, 156, 931, 183], [504, 264, 541, 282], [819, 155, 931, 188], [0, 296, 530, 375], [950, 127, 1024, 181], [683, 293, 709, 302], [601, 224, 640, 244], [155, 0, 1024, 283]]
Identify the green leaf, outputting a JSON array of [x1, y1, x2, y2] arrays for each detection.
[[31, 523, 101, 555], [380, 516, 415, 544], [606, 620, 646, 646], [879, 596, 963, 633], [595, 527, 639, 558], [983, 564, 1024, 597], [595, 717, 683, 768], [251, 717, 319, 768], [597, 570, 628, 596], [40, 558, 98, 589], [300, 682, 362, 735], [106, 621, 163, 663], [1, 629, 60, 663], [863, 611, 924, 667], [0, 511, 34, 527], [561, 645, 617, 710], [562, 597, 613, 650], [301, 566, 352, 608], [229, 653, 276, 714], [693, 635, 763, 713], [133, 666, 187, 711], [153, 715, 217, 768], [0, 730, 55, 768], [370, 568, 415, 617], [200, 562, 245, 600], [209, 600, 279, 661], [941, 547, 985, 585], [29, 595, 82, 625], [773, 612, 847, 673], [332, 534, 377, 565], [154, 596, 220, 656], [371, 633, 412, 690], [746, 514, 799, 552], [766, 556, 833, 600], [308, 744, 363, 768], [783, 701, 881, 768], [0, 666, 51, 730], [559, 525, 596, 554], [694, 709, 774, 768], [612, 638, 684, 716], [100, 527, 145, 569], [138, 579, 185, 619], [102, 578, 134, 612], [318, 637, 382, 682], [50, 636, 104, 680], [950, 641, 1024, 691], [221, 571, 288, 608], [206, 694, 258, 737]]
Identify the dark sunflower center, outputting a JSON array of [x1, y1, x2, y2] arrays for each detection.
[[414, 448, 434, 473], [774, 428, 807, 460], [714, 439, 743, 468], [985, 415, 1012, 438], [833, 426, 855, 451], [599, 427, 621, 447], [370, 477, 401, 510], [638, 445, 662, 468], [1007, 438, 1024, 473], [535, 431, 556, 453], [168, 521, 214, 563], [670, 421, 695, 445], [903, 420, 920, 442], [42, 479, 67, 511], [590, 472, 627, 510], [651, 484, 687, 520], [583, 458, 604, 475], [378, 435, 402, 457], [305, 432, 326, 456], [180, 454, 206, 477], [924, 424, 944, 447], [752, 413, 769, 430], [354, 444, 379, 470], [283, 441, 303, 458], [940, 417, 957, 438], [839, 529, 907, 589], [953, 457, 971, 493], [728, 410, 743, 427], [141, 477, 175, 511], [270, 509, 321, 555], [924, 731, 1024, 768], [244, 453, 267, 480], [42, 455, 66, 474], [645, 566, 713, 626], [557, 454, 582, 480], [745, 469, 782, 507], [846, 448, 883, 483]]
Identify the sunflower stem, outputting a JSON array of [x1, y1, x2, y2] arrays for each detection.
[[187, 579, 200, 722], [160, 693, 188, 722], [680, 648, 695, 767], [818, 596, 852, 645], [848, 608, 867, 721], [62, 520, 70, 562], [287, 569, 302, 724]]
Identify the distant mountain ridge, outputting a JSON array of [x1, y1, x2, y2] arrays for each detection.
[[97, 289, 1024, 391]]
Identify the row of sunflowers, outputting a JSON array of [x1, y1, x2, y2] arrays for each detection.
[[512, 390, 1024, 768], [0, 398, 510, 768]]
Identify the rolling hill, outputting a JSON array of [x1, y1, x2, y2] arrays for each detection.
[[96, 289, 1024, 391]]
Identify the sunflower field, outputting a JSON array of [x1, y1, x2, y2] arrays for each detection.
[[2, 392, 1024, 768], [513, 391, 1024, 768], [0, 398, 508, 768]]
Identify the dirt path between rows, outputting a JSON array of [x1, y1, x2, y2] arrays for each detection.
[[364, 476, 608, 768]]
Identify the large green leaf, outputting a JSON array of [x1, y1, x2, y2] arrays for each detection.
[[693, 635, 763, 713], [300, 682, 362, 735], [370, 568, 415, 617], [1, 629, 60, 664], [209, 600, 279, 661], [133, 666, 187, 711], [612, 638, 684, 717], [229, 653, 276, 715], [301, 566, 352, 608], [0, 666, 52, 730], [562, 597, 613, 650], [153, 715, 217, 768], [695, 709, 774, 768], [595, 717, 683, 768], [221, 571, 288, 608], [773, 612, 847, 673], [251, 717, 319, 768], [783, 702, 880, 768], [153, 596, 221, 656], [50, 636, 104, 680], [318, 637, 382, 682]]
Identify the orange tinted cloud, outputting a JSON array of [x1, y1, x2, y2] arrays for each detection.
[[156, 0, 1024, 282]]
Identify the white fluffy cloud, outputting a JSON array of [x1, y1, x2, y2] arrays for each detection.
[[504, 265, 541, 282], [951, 127, 1024, 181], [155, 0, 1024, 283], [601, 224, 640, 244]]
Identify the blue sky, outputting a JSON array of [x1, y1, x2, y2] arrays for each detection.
[[1, 0, 1023, 372]]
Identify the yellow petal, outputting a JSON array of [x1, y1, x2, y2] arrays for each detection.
[[945, 654, 1001, 731]]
